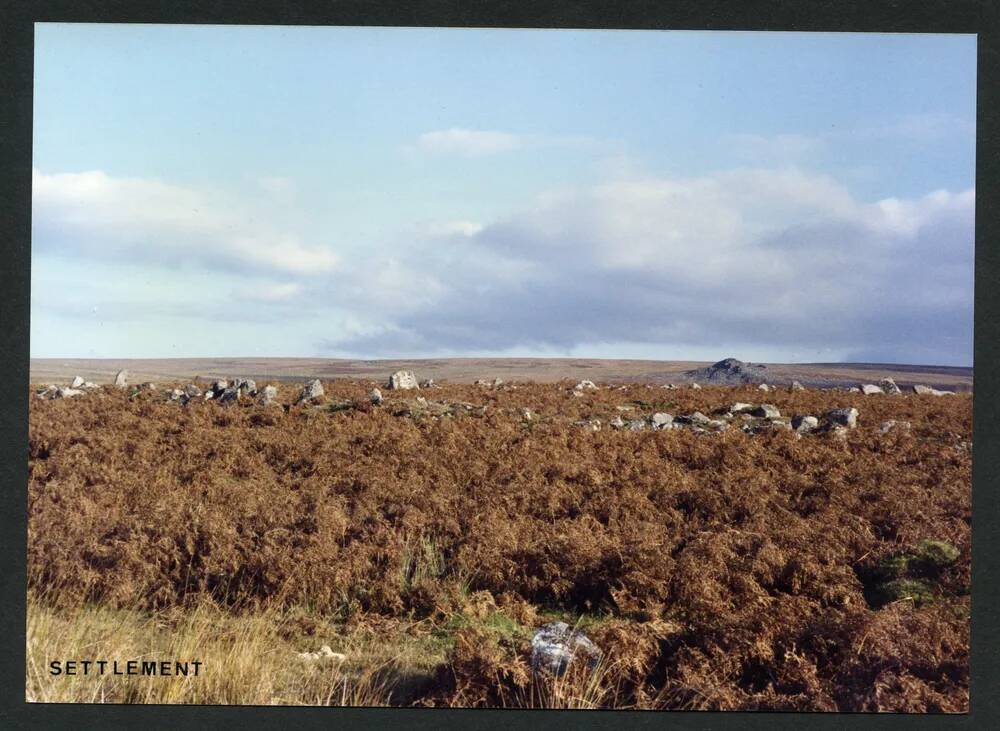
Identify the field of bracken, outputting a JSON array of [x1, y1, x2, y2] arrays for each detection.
[[26, 377, 972, 710]]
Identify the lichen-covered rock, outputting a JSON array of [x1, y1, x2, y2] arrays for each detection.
[[860, 384, 883, 395], [299, 379, 324, 403], [369, 388, 384, 405], [217, 387, 241, 404], [114, 370, 129, 388], [574, 380, 598, 391], [790, 380, 805, 391], [650, 413, 674, 428], [389, 371, 419, 390], [751, 404, 780, 419], [184, 384, 202, 398], [259, 385, 279, 405], [825, 407, 859, 428], [71, 376, 85, 388], [879, 378, 902, 395], [879, 420, 911, 434], [530, 622, 602, 677], [791, 415, 819, 433]]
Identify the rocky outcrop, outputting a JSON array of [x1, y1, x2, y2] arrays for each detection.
[[685, 357, 767, 385]]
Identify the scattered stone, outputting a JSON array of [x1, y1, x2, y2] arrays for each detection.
[[492, 378, 504, 388], [572, 419, 601, 431], [690, 382, 701, 390], [114, 370, 129, 388], [847, 387, 861, 393], [626, 419, 647, 431], [184, 384, 203, 398], [56, 387, 84, 398], [879, 378, 902, 395], [81, 381, 98, 389], [71, 376, 85, 388], [531, 622, 603, 677], [211, 380, 229, 396], [297, 645, 347, 663], [790, 380, 805, 391], [662, 383, 677, 390], [615, 405, 634, 412], [758, 383, 772, 392], [706, 419, 730, 431], [389, 371, 419, 390], [236, 378, 257, 396], [675, 412, 710, 426], [259, 385, 279, 405], [879, 420, 911, 434], [609, 416, 626, 429], [751, 404, 780, 419], [574, 380, 598, 391], [860, 384, 883, 395], [169, 388, 185, 401], [521, 408, 534, 421], [217, 387, 241, 404], [731, 402, 755, 414], [299, 379, 325, 403], [791, 415, 819, 433], [650, 413, 674, 428], [825, 407, 859, 428], [369, 388, 384, 405], [913, 384, 934, 395], [420, 379, 436, 388]]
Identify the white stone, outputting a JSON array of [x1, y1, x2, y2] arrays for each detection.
[[389, 371, 419, 390]]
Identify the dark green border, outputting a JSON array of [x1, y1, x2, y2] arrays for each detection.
[[1, 0, 996, 728]]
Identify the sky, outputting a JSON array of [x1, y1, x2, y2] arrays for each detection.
[[31, 25, 977, 365]]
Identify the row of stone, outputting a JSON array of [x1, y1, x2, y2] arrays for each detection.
[[575, 402, 874, 438]]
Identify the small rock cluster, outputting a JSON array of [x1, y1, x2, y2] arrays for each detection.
[[530, 622, 602, 677], [296, 645, 347, 663], [36, 376, 99, 400]]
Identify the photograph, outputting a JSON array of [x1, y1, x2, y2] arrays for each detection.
[[25, 23, 974, 711]]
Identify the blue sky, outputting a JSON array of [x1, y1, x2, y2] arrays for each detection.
[[31, 25, 976, 365]]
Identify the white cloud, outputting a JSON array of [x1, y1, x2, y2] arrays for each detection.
[[422, 220, 484, 237], [232, 282, 302, 303], [32, 169, 338, 276], [415, 128, 522, 157], [319, 168, 974, 365]]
